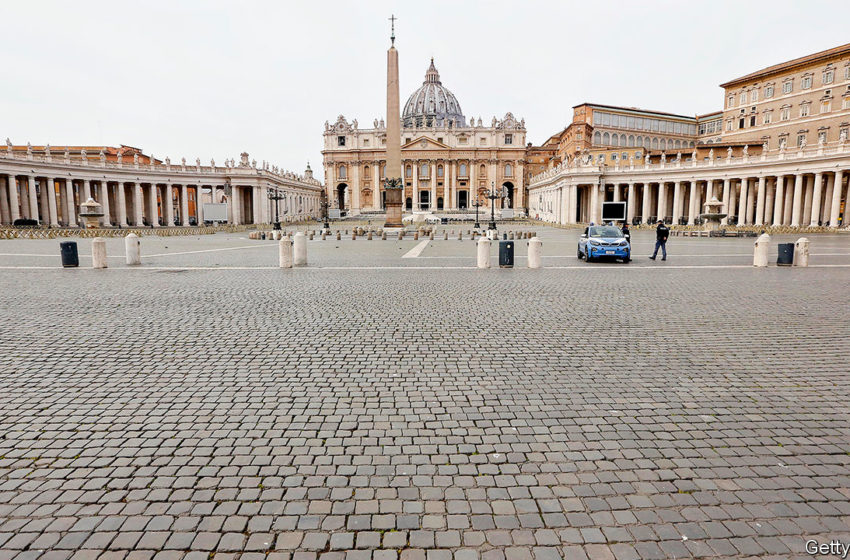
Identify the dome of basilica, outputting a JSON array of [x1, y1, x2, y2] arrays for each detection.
[[402, 59, 465, 128]]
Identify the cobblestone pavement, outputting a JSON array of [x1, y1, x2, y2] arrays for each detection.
[[1, 226, 850, 559]]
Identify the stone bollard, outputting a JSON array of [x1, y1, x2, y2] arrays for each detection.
[[794, 237, 809, 267], [382, 231, 387, 240], [429, 232, 434, 240], [397, 231, 403, 240], [509, 232, 515, 240], [414, 232, 419, 240], [458, 232, 462, 241], [92, 237, 107, 269], [322, 232, 327, 240], [367, 231, 373, 240], [293, 232, 307, 266], [125, 233, 141, 265], [477, 237, 491, 269], [272, 230, 281, 240], [345, 229, 348, 235], [352, 232, 357, 240], [279, 237, 293, 268], [753, 233, 770, 267], [444, 231, 448, 240], [528, 236, 543, 269], [309, 233, 314, 240], [336, 231, 341, 241]]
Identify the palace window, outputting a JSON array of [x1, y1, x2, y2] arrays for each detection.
[[763, 110, 773, 124], [458, 137, 468, 145], [337, 136, 346, 146], [381, 165, 386, 178], [405, 165, 412, 178], [459, 163, 468, 176], [726, 120, 733, 131], [739, 118, 745, 129], [751, 90, 758, 102], [797, 134, 806, 147], [635, 151, 642, 159], [437, 165, 443, 177], [780, 106, 791, 121], [802, 76, 812, 89], [779, 137, 787, 149], [364, 165, 371, 177], [437, 137, 443, 144], [504, 134, 513, 145], [405, 137, 411, 143], [739, 91, 746, 104], [818, 130, 827, 143], [727, 95, 735, 108], [338, 165, 347, 179], [824, 70, 834, 85], [844, 97, 850, 110], [611, 153, 618, 161], [821, 100, 831, 113], [597, 154, 604, 162], [480, 164, 486, 176], [505, 163, 512, 176], [363, 139, 370, 146], [845, 66, 850, 80], [750, 116, 756, 127], [765, 85, 774, 98], [800, 103, 810, 117], [420, 163, 429, 176], [783, 80, 793, 94]]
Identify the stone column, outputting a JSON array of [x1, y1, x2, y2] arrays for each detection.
[[728, 181, 737, 225], [802, 175, 814, 226], [671, 181, 682, 225], [773, 176, 785, 226], [373, 163, 381, 210], [163, 184, 173, 226], [117, 182, 128, 227], [430, 161, 437, 210], [148, 183, 159, 227], [830, 171, 844, 227], [809, 172, 824, 227], [763, 178, 775, 226], [0, 176, 10, 224], [196, 186, 204, 225], [131, 182, 143, 226], [754, 176, 766, 226], [231, 186, 241, 225], [688, 181, 697, 225], [640, 182, 652, 224], [705, 179, 714, 205], [822, 175, 833, 225], [516, 162, 525, 211], [99, 181, 111, 226], [351, 164, 361, 215], [412, 162, 419, 211], [791, 174, 804, 227], [569, 184, 578, 224], [657, 182, 667, 223], [181, 184, 189, 226], [8, 175, 20, 222], [82, 179, 92, 202], [737, 178, 749, 225], [720, 178, 731, 225], [443, 161, 450, 210], [783, 179, 794, 225], [252, 186, 260, 224], [588, 183, 598, 224], [29, 176, 40, 223], [626, 183, 635, 223]]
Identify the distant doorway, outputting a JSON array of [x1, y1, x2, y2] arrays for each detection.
[[336, 184, 347, 209], [458, 190, 468, 209], [437, 197, 444, 210], [405, 197, 412, 210], [419, 191, 430, 210], [502, 182, 514, 209]]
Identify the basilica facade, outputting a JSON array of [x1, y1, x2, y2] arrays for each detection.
[[322, 59, 528, 215]]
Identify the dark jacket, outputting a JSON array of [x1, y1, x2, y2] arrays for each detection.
[[656, 224, 669, 242], [621, 225, 631, 244]]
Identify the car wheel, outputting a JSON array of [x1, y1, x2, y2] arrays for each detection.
[[577, 246, 583, 259], [586, 250, 593, 263]]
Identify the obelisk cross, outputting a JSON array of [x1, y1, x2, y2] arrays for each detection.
[[389, 14, 397, 45]]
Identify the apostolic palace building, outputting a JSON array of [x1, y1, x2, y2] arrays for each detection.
[[527, 42, 850, 228]]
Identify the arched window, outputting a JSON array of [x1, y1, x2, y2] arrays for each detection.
[[603, 132, 610, 145], [338, 165, 346, 179], [381, 165, 386, 178], [459, 163, 468, 176], [689, 141, 695, 148], [405, 165, 412, 178], [612, 134, 619, 147], [480, 164, 486, 177], [364, 165, 371, 177], [593, 131, 601, 144], [652, 138, 659, 150], [675, 140, 682, 149], [420, 163, 429, 176], [505, 163, 512, 177], [628, 135, 635, 147], [620, 134, 627, 146], [437, 165, 444, 177], [660, 139, 666, 150], [636, 136, 642, 147]]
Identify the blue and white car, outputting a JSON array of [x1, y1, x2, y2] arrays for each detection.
[[578, 225, 631, 262]]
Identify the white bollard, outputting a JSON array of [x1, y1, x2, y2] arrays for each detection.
[[273, 230, 282, 240], [279, 237, 293, 268], [528, 236, 543, 269], [753, 233, 770, 267], [477, 238, 491, 269], [794, 237, 809, 267], [125, 233, 141, 265], [92, 237, 107, 269], [293, 232, 307, 266]]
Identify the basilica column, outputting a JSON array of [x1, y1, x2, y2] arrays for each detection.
[[231, 186, 241, 225], [773, 176, 785, 226], [641, 183, 651, 223], [412, 162, 419, 211], [117, 183, 128, 227], [763, 178, 775, 226], [568, 184, 578, 224], [830, 171, 844, 227], [163, 183, 173, 226], [688, 180, 697, 226], [8, 175, 20, 222], [181, 184, 189, 226], [148, 183, 159, 227], [29, 176, 40, 223], [131, 182, 143, 226], [790, 174, 804, 227], [450, 162, 458, 209], [99, 181, 111, 226], [671, 181, 682, 225], [822, 175, 833, 225], [430, 161, 437, 210], [720, 178, 731, 225], [736, 178, 748, 225], [705, 179, 714, 205], [809, 172, 824, 227], [352, 163, 361, 215], [657, 182, 667, 223], [802, 175, 814, 225], [626, 183, 635, 223], [82, 179, 91, 203], [196, 186, 204, 225], [0, 177, 10, 224], [754, 176, 766, 226], [373, 162, 381, 210], [45, 179, 58, 227]]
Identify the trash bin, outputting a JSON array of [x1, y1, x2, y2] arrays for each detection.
[[60, 241, 79, 268], [440, 217, 448, 225], [777, 243, 794, 266], [499, 240, 514, 268]]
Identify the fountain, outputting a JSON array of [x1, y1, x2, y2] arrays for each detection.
[[78, 198, 104, 229], [699, 196, 727, 232]]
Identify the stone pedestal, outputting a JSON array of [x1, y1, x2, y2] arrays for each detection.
[[79, 198, 104, 229], [384, 187, 403, 228]]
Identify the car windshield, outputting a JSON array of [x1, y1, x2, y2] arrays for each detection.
[[589, 226, 622, 238]]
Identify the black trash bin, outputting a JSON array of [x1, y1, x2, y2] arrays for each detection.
[[60, 241, 79, 268], [440, 217, 448, 225], [777, 243, 794, 266], [499, 240, 514, 268]]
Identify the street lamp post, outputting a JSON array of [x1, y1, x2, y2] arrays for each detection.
[[471, 198, 483, 230], [485, 181, 506, 231], [267, 189, 284, 230], [320, 193, 330, 232]]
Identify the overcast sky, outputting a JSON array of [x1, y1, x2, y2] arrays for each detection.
[[4, 0, 848, 181]]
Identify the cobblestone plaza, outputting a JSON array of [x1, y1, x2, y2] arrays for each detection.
[[1, 227, 850, 559]]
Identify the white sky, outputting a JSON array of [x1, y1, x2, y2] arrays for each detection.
[[3, 0, 849, 181]]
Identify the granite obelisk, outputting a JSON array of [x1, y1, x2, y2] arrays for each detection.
[[383, 15, 404, 228]]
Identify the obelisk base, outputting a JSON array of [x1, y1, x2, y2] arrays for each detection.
[[384, 187, 404, 228]]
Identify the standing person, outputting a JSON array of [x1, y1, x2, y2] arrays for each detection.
[[621, 222, 631, 247], [649, 220, 669, 261]]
